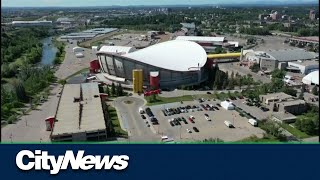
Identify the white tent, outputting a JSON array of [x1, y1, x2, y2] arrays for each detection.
[[302, 71, 319, 85], [221, 101, 235, 110]]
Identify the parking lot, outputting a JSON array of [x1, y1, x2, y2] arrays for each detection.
[[146, 99, 265, 142], [107, 33, 159, 48]]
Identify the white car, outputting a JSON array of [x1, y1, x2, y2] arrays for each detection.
[[205, 116, 211, 121], [186, 129, 192, 133], [189, 115, 195, 119]]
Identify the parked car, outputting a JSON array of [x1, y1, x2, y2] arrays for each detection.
[[141, 115, 146, 119], [189, 115, 195, 119], [217, 103, 222, 107], [193, 127, 199, 132], [186, 129, 192, 133], [188, 118, 195, 123], [207, 92, 212, 94], [204, 113, 209, 117], [260, 107, 269, 112]]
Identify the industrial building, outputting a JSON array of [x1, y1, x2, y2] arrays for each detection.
[[175, 36, 239, 52], [11, 20, 52, 27], [242, 49, 318, 71], [51, 83, 107, 142], [60, 28, 118, 40], [272, 112, 297, 123], [287, 60, 319, 74], [259, 92, 307, 115], [95, 40, 208, 89]]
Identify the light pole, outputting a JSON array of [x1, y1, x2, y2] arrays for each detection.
[[179, 126, 182, 141], [10, 133, 13, 143]]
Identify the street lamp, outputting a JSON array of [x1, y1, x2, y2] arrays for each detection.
[[10, 133, 13, 143], [179, 126, 182, 141]]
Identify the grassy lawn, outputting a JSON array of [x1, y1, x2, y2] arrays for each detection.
[[279, 122, 311, 139], [108, 107, 128, 137], [146, 95, 194, 106]]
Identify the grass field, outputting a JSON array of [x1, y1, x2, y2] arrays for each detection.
[[108, 106, 128, 137], [280, 122, 311, 139], [146, 95, 194, 106]]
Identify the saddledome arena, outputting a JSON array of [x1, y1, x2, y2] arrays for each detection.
[[96, 40, 211, 88]]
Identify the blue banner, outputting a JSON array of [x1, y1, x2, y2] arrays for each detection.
[[1, 144, 319, 180]]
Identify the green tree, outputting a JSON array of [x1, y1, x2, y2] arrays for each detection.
[[282, 86, 297, 97], [105, 85, 110, 95], [249, 63, 260, 73], [10, 78, 27, 102], [312, 86, 318, 95]]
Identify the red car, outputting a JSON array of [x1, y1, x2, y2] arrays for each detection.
[[188, 118, 195, 123]]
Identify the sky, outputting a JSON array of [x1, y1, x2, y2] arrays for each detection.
[[2, 0, 318, 7]]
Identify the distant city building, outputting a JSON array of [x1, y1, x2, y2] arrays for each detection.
[[309, 9, 316, 20], [11, 20, 52, 27], [281, 15, 288, 20], [271, 11, 281, 20], [258, 14, 269, 20]]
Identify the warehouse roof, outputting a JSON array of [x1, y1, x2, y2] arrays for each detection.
[[98, 46, 136, 55], [52, 83, 105, 136], [280, 99, 306, 106], [175, 36, 225, 42], [259, 92, 293, 100], [266, 49, 317, 62], [302, 71, 319, 85], [122, 40, 208, 72], [288, 60, 319, 66], [272, 112, 297, 122]]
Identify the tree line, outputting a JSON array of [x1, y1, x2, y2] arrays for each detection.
[[1, 65, 56, 123]]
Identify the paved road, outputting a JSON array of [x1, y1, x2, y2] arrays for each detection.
[[112, 97, 159, 142], [55, 39, 95, 80], [302, 136, 319, 143], [1, 84, 62, 143]]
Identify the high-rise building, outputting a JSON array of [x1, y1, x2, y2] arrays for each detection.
[[309, 9, 316, 20]]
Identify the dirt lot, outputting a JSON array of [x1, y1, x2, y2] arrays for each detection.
[[148, 99, 265, 142]]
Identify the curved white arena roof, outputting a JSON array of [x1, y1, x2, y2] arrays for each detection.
[[98, 46, 136, 55], [302, 71, 319, 85], [123, 40, 207, 72]]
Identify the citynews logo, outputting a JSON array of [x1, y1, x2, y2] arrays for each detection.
[[16, 150, 129, 175]]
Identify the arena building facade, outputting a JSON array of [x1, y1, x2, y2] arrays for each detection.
[[96, 40, 210, 89]]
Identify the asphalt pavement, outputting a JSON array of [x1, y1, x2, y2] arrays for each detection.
[[112, 97, 160, 142], [1, 84, 62, 143]]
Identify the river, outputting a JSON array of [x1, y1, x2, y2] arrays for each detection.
[[40, 37, 58, 65]]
